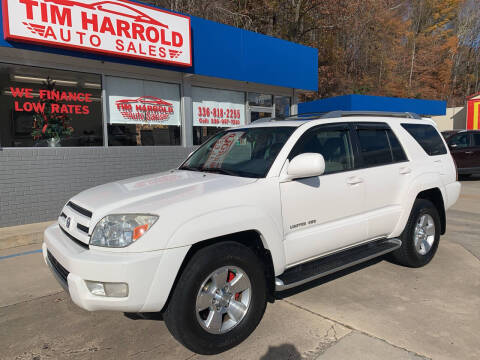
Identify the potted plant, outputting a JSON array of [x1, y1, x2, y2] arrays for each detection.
[[32, 78, 74, 147]]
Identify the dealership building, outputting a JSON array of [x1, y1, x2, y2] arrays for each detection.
[[0, 0, 318, 228]]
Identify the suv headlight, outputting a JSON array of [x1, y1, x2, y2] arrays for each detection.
[[90, 214, 158, 248]]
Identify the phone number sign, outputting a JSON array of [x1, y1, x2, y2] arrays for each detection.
[[192, 87, 245, 128]]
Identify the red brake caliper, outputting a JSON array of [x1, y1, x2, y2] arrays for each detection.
[[227, 270, 241, 300]]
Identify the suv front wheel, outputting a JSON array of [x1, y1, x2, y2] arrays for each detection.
[[164, 241, 267, 355], [392, 199, 441, 267]]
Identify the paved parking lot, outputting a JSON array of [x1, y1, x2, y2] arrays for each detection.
[[0, 176, 479, 360]]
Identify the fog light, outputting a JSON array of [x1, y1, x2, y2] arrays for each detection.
[[85, 281, 128, 297]]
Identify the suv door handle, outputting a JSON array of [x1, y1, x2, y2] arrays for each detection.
[[465, 151, 474, 154], [399, 166, 412, 174], [346, 176, 363, 185]]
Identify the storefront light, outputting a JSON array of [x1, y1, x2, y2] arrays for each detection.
[[12, 75, 78, 86], [84, 82, 101, 89]]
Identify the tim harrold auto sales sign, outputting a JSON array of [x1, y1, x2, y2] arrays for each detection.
[[2, 0, 192, 66]]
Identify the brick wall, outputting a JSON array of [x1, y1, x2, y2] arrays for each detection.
[[0, 146, 195, 228]]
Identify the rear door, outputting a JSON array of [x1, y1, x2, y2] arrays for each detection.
[[351, 122, 411, 239]]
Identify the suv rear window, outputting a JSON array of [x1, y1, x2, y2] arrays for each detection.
[[401, 124, 447, 156]]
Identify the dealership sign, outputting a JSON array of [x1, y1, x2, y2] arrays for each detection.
[[2, 0, 192, 66]]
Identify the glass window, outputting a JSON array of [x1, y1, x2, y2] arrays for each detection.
[[0, 63, 103, 147], [192, 87, 246, 145], [248, 93, 273, 107], [387, 129, 408, 162], [401, 124, 447, 156], [289, 126, 354, 174], [106, 76, 181, 146], [472, 133, 480, 147], [274, 96, 291, 117], [357, 128, 393, 166], [448, 133, 470, 148], [181, 127, 295, 178]]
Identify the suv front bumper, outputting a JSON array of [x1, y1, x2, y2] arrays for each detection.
[[43, 224, 189, 312]]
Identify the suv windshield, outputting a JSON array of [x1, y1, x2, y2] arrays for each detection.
[[180, 127, 295, 178]]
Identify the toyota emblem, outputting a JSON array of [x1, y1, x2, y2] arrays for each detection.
[[66, 217, 71, 229]]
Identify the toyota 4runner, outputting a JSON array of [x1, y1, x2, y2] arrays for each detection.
[[43, 111, 461, 354]]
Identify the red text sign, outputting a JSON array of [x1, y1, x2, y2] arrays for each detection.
[[9, 86, 93, 114], [2, 0, 192, 66]]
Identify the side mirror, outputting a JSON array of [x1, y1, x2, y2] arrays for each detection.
[[449, 143, 457, 148], [284, 153, 325, 181]]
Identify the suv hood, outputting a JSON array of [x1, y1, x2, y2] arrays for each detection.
[[68, 170, 257, 222]]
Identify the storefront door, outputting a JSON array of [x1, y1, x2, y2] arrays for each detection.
[[250, 108, 273, 122]]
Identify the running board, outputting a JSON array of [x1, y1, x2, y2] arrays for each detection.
[[275, 238, 402, 291]]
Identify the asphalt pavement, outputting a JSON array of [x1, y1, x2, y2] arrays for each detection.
[[0, 176, 479, 360]]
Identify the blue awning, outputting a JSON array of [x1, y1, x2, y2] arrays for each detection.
[[0, 1, 318, 91], [299, 95, 446, 116]]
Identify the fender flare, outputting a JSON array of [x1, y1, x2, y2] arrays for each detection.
[[165, 205, 286, 275], [390, 172, 446, 237]]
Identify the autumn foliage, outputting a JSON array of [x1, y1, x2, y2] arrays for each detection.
[[151, 0, 480, 106]]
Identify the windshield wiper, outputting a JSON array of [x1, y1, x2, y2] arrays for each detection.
[[178, 165, 202, 172], [202, 168, 238, 176]]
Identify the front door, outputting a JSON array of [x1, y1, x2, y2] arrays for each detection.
[[447, 132, 472, 170], [470, 132, 480, 170], [280, 124, 368, 266]]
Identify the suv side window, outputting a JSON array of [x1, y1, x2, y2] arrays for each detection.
[[289, 125, 355, 175], [401, 123, 447, 155], [355, 123, 408, 167], [448, 132, 470, 149], [471, 133, 480, 147]]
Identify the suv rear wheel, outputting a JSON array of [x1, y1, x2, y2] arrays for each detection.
[[392, 199, 441, 267], [164, 242, 267, 355]]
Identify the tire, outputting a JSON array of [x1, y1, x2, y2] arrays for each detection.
[[391, 199, 441, 268], [163, 242, 267, 355]]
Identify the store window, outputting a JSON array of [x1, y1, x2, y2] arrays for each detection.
[[106, 76, 181, 146], [0, 63, 103, 147], [248, 93, 273, 107], [192, 87, 246, 145], [274, 96, 291, 117]]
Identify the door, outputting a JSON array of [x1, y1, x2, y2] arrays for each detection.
[[280, 124, 368, 266], [250, 110, 273, 122], [352, 123, 411, 239], [470, 132, 480, 170], [447, 132, 472, 170]]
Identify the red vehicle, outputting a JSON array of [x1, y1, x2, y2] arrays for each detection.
[[443, 130, 480, 176]]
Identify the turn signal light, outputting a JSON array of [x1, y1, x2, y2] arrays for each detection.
[[133, 224, 149, 240]]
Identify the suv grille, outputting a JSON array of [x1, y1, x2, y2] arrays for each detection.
[[47, 250, 69, 285], [60, 226, 89, 250], [67, 201, 92, 218]]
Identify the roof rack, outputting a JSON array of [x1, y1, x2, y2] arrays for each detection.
[[255, 110, 423, 123], [318, 111, 422, 120]]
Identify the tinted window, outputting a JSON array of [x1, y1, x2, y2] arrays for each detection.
[[448, 133, 470, 148], [401, 124, 447, 156], [289, 126, 354, 174], [387, 129, 408, 162], [357, 128, 393, 166], [472, 133, 480, 147]]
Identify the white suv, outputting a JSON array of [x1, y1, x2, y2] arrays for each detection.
[[43, 111, 461, 354]]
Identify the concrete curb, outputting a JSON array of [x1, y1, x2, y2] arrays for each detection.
[[0, 221, 55, 250]]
